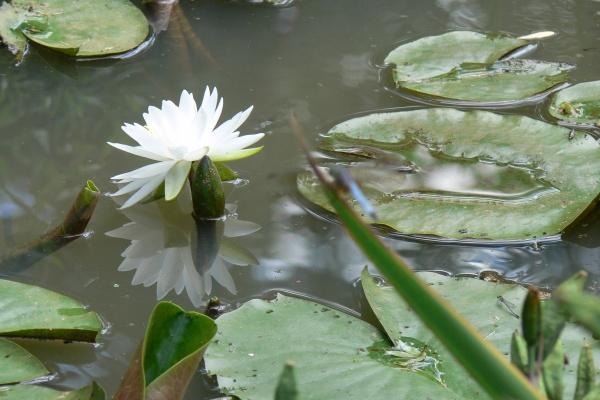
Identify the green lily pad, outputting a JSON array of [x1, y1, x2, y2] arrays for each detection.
[[548, 81, 600, 126], [0, 382, 105, 400], [205, 293, 464, 399], [297, 108, 600, 240], [0, 0, 148, 57], [0, 279, 103, 342], [0, 2, 28, 57], [360, 269, 599, 400], [114, 302, 217, 400], [384, 31, 571, 103], [0, 338, 48, 385]]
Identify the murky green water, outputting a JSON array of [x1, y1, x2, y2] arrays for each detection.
[[2, 0, 600, 396]]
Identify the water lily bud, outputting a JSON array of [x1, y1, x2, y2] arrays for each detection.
[[190, 156, 225, 219]]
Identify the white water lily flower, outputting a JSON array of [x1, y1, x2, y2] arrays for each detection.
[[108, 87, 264, 208]]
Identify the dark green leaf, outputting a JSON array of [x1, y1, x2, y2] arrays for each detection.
[[114, 301, 217, 400], [575, 344, 596, 400], [191, 156, 225, 219], [274, 362, 299, 400]]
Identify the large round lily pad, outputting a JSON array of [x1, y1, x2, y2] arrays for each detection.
[[297, 108, 600, 240], [384, 31, 571, 103], [548, 81, 600, 126], [204, 271, 599, 399], [204, 293, 468, 399], [0, 0, 149, 57]]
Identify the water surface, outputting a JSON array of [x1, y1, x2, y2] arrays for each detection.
[[2, 0, 600, 396]]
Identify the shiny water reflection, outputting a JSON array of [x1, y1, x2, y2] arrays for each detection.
[[106, 194, 260, 307]]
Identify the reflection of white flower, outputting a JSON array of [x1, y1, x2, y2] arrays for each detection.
[[108, 87, 264, 208], [106, 198, 260, 307]]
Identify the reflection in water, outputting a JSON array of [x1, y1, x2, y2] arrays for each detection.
[[106, 195, 260, 307]]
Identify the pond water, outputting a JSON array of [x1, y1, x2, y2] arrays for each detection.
[[2, 0, 600, 397]]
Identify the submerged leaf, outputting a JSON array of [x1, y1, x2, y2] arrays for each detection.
[[0, 0, 148, 57], [0, 338, 48, 385], [549, 81, 600, 126], [0, 279, 102, 342], [384, 31, 570, 103], [297, 108, 600, 240], [274, 363, 299, 400]]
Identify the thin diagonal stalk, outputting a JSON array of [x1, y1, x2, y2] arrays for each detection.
[[291, 114, 544, 400]]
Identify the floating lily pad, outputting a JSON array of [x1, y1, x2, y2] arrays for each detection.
[[205, 271, 599, 399], [0, 279, 103, 342], [0, 382, 105, 400], [0, 2, 27, 57], [204, 293, 464, 399], [548, 81, 600, 126], [0, 338, 48, 385], [360, 270, 599, 400], [0, 0, 149, 57], [384, 31, 571, 103], [297, 108, 600, 240]]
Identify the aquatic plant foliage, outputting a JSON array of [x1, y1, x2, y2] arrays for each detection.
[[0, 279, 102, 342], [0, 382, 105, 399], [0, 0, 148, 58], [384, 31, 571, 103], [297, 108, 600, 240], [115, 301, 217, 400], [205, 270, 599, 399], [549, 81, 600, 126], [0, 338, 48, 384]]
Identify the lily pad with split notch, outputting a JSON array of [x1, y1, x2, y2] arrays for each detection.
[[548, 81, 600, 127], [297, 108, 600, 241], [383, 31, 572, 104], [0, 0, 149, 57]]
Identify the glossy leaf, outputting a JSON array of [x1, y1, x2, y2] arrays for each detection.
[[0, 0, 148, 57], [297, 108, 600, 240], [0, 338, 48, 385], [549, 81, 600, 126], [0, 280, 102, 342], [114, 301, 217, 400], [384, 31, 571, 102]]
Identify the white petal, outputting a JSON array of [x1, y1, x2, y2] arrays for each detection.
[[210, 146, 263, 162], [121, 123, 166, 154], [144, 106, 169, 139], [165, 160, 192, 201], [111, 160, 176, 181], [121, 174, 166, 208], [109, 179, 151, 196], [183, 146, 208, 161], [204, 97, 224, 135], [209, 260, 237, 294], [108, 142, 170, 162], [213, 106, 253, 137], [179, 90, 197, 119], [212, 133, 264, 155], [224, 219, 261, 237]]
